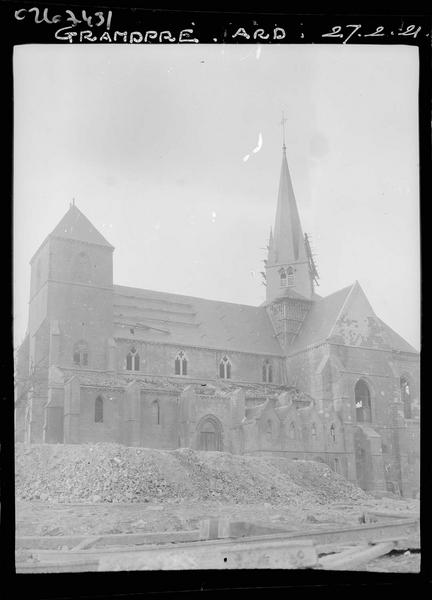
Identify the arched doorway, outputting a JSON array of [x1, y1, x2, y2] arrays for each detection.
[[196, 415, 223, 451]]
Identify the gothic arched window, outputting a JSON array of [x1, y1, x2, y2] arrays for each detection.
[[400, 376, 412, 419], [151, 400, 160, 425], [73, 340, 88, 366], [126, 347, 140, 371], [355, 379, 372, 422], [219, 356, 231, 379], [262, 359, 273, 383], [94, 396, 103, 423], [311, 423, 317, 438], [289, 422, 297, 440], [72, 251, 92, 283], [287, 266, 295, 287], [280, 269, 287, 287], [330, 423, 336, 443], [175, 351, 188, 376]]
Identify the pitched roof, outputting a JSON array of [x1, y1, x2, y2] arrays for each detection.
[[49, 204, 114, 248], [289, 281, 418, 355], [375, 318, 418, 354], [113, 285, 284, 356], [288, 284, 353, 354]]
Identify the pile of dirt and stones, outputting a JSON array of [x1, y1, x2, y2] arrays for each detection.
[[15, 443, 368, 506]]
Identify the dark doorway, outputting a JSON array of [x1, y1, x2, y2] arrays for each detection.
[[197, 416, 222, 451]]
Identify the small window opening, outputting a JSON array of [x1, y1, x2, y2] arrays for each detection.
[[219, 356, 232, 379], [73, 341, 89, 367], [262, 359, 273, 383], [126, 347, 140, 371], [175, 351, 188, 376], [94, 396, 103, 423], [287, 266, 295, 287], [152, 400, 160, 425], [330, 423, 336, 443]]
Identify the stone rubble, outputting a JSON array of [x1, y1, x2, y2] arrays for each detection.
[[15, 443, 368, 506]]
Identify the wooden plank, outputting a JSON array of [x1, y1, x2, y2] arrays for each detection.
[[16, 529, 202, 550], [71, 536, 104, 551], [236, 518, 419, 547], [365, 511, 419, 520], [18, 517, 419, 557], [319, 545, 368, 566], [315, 543, 359, 555], [17, 538, 318, 572], [198, 517, 419, 547], [97, 538, 318, 571], [199, 518, 293, 540], [319, 542, 395, 570], [16, 559, 100, 574]]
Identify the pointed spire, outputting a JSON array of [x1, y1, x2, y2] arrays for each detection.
[[268, 227, 275, 262], [272, 146, 306, 264], [280, 111, 287, 152]]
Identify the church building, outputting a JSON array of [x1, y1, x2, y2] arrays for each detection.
[[15, 141, 420, 498]]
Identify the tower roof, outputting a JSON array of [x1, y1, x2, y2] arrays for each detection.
[[50, 204, 114, 249], [30, 203, 114, 263], [273, 148, 306, 264]]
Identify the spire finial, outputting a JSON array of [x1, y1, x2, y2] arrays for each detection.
[[280, 111, 288, 151]]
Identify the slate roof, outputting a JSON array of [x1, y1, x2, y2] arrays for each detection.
[[261, 287, 314, 304], [288, 285, 353, 354], [271, 149, 307, 264], [50, 205, 113, 248], [113, 285, 284, 356], [375, 318, 418, 354]]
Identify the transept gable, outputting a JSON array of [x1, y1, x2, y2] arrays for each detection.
[[328, 281, 418, 353]]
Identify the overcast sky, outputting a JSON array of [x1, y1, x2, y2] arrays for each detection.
[[13, 44, 420, 350]]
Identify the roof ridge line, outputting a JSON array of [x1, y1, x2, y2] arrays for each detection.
[[114, 284, 261, 309]]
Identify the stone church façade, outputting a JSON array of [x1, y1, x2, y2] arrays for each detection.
[[15, 144, 420, 498]]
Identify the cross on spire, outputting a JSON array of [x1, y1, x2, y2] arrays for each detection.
[[280, 111, 288, 151]]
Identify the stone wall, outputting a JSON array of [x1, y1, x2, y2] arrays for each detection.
[[114, 339, 285, 386]]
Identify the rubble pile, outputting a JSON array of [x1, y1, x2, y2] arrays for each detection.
[[273, 459, 367, 503], [15, 443, 368, 505], [172, 448, 317, 505]]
